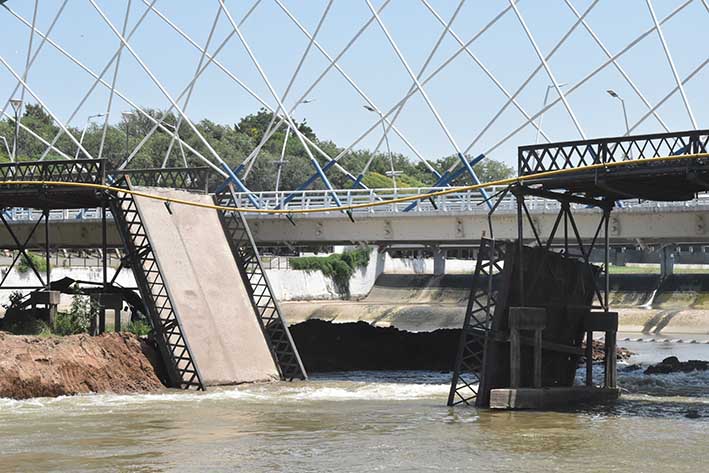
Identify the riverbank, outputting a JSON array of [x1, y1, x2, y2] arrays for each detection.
[[0, 332, 165, 399]]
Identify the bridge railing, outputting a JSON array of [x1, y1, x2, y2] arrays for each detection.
[[229, 186, 511, 214], [4, 187, 709, 222], [232, 187, 709, 216]]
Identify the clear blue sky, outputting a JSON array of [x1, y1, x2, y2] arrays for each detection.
[[0, 0, 707, 169]]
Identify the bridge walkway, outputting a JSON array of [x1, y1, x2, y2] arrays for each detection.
[[111, 180, 305, 389]]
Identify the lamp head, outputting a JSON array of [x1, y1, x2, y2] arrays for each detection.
[[606, 89, 619, 98], [363, 105, 376, 112], [9, 99, 22, 114]]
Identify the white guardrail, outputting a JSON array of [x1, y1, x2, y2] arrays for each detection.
[[4, 187, 709, 222]]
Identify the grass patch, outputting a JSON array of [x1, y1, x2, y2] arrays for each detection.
[[608, 265, 660, 274], [290, 247, 370, 294], [17, 251, 49, 274], [125, 320, 152, 337]]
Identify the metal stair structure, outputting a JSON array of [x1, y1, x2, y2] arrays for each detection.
[[109, 175, 204, 390], [447, 238, 508, 407], [215, 185, 307, 381]]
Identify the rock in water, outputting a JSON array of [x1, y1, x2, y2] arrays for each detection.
[[0, 332, 166, 399], [644, 356, 708, 375]]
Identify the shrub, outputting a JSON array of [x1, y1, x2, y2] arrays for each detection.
[[53, 294, 97, 336], [17, 251, 49, 274], [125, 320, 152, 337], [290, 247, 370, 294]]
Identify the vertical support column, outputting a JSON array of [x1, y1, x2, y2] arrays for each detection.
[[604, 330, 617, 388], [432, 246, 445, 276], [515, 190, 524, 306], [604, 209, 610, 312], [533, 327, 543, 388], [101, 203, 108, 334], [43, 209, 50, 290], [660, 245, 675, 278], [509, 307, 546, 389], [510, 325, 521, 388], [585, 330, 594, 386], [114, 303, 121, 332]]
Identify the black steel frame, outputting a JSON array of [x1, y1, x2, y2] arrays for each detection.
[[215, 184, 307, 381], [519, 128, 709, 176], [447, 238, 507, 406], [0, 209, 50, 290], [108, 174, 204, 390], [0, 158, 105, 185], [112, 167, 213, 192]]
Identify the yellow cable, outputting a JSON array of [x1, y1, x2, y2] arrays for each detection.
[[2, 151, 707, 215]]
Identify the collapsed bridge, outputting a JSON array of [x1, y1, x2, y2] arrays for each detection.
[[0, 160, 306, 390], [0, 128, 708, 405]]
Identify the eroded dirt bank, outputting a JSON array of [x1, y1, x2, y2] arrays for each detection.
[[289, 320, 633, 373], [0, 332, 165, 399]]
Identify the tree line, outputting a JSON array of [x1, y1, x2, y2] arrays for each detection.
[[0, 105, 513, 191]]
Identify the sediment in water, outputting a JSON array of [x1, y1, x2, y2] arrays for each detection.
[[0, 332, 166, 399]]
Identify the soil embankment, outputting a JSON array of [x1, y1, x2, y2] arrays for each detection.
[[0, 332, 165, 399], [289, 320, 632, 373], [289, 319, 461, 372]]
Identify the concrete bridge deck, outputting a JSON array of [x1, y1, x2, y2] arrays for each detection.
[[2, 187, 709, 248]]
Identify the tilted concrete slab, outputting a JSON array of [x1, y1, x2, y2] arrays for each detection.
[[133, 187, 279, 386]]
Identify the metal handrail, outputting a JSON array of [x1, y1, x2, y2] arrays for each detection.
[[3, 187, 709, 222]]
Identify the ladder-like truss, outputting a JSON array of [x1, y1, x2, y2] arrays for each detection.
[[109, 175, 204, 390], [447, 238, 508, 407], [215, 185, 307, 381]]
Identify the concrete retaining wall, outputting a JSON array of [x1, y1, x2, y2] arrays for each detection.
[[383, 255, 475, 274], [267, 248, 383, 301]]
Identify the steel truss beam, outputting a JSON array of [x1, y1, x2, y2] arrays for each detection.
[[448, 238, 508, 406]]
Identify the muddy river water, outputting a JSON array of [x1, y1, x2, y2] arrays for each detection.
[[0, 342, 707, 472]]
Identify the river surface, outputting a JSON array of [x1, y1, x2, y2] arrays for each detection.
[[0, 343, 707, 472]]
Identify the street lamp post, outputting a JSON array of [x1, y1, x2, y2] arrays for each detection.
[[363, 104, 398, 193], [535, 83, 567, 144], [75, 113, 105, 159], [273, 99, 314, 197], [9, 99, 22, 161], [606, 89, 632, 159]]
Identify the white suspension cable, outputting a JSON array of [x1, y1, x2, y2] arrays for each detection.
[[361, 0, 467, 178], [98, 0, 133, 161], [121, 0, 263, 170], [422, 0, 555, 150], [33, 0, 160, 161], [645, 0, 697, 129], [365, 0, 467, 165], [628, 57, 708, 134], [0, 56, 93, 159], [564, 0, 670, 133], [0, 110, 73, 161], [87, 0, 235, 174], [0, 1, 68, 131], [508, 0, 586, 138], [217, 0, 344, 203], [243, 0, 334, 180], [161, 4, 224, 169], [476, 0, 693, 161]]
